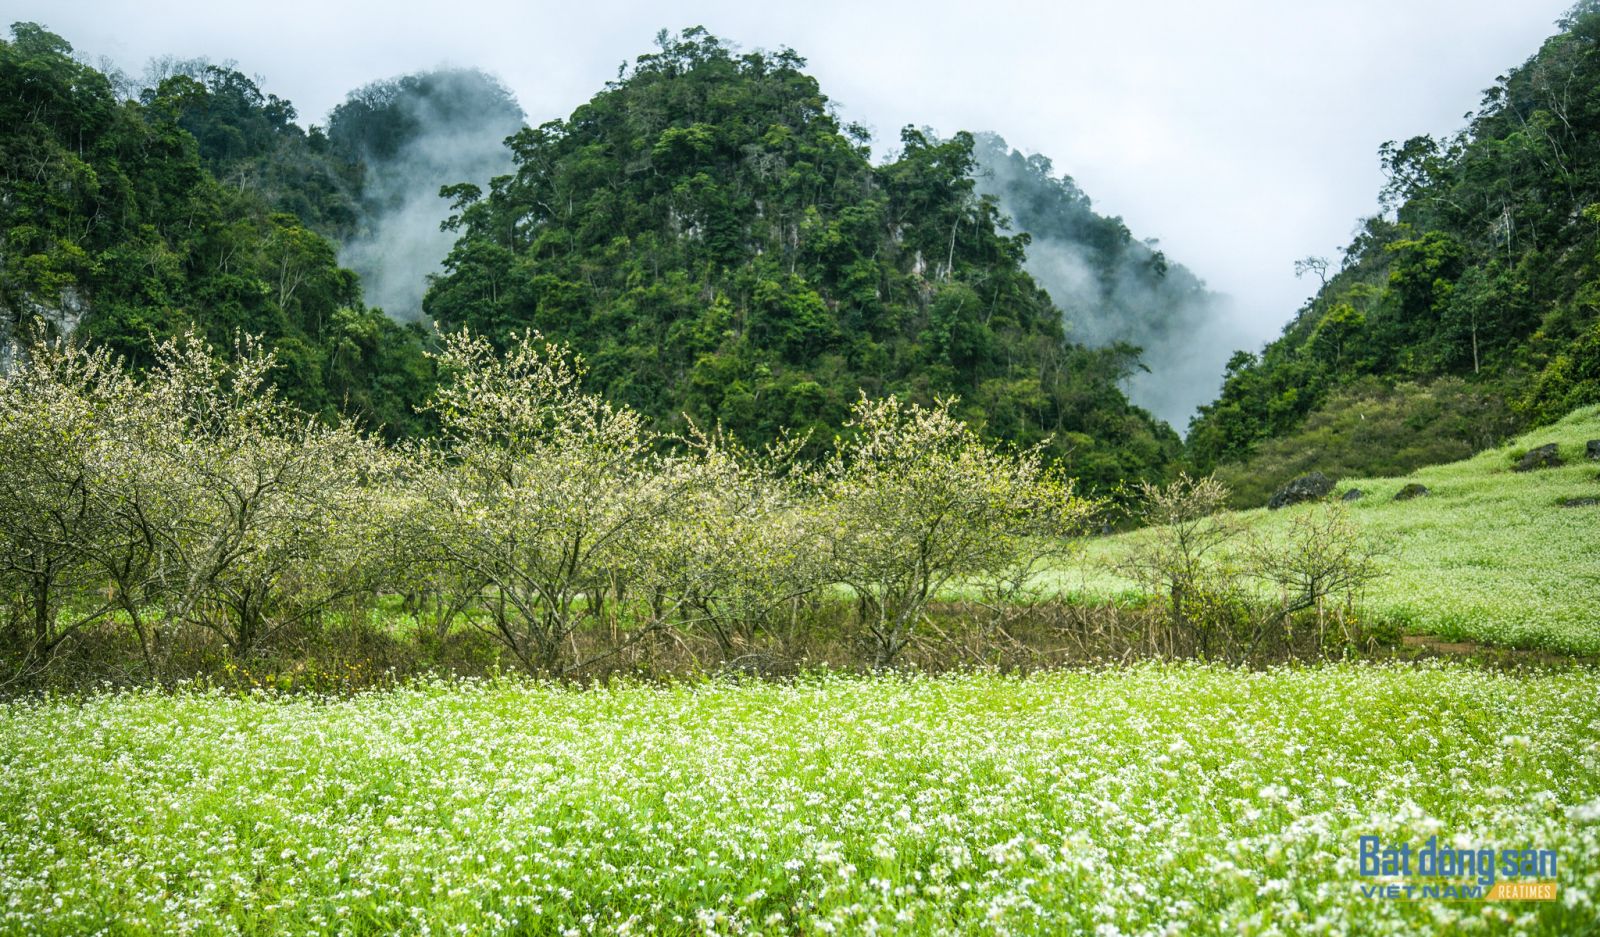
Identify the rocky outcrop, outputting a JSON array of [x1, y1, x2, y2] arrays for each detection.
[[1393, 483, 1430, 501], [1513, 443, 1562, 472], [1587, 439, 1600, 461], [0, 288, 90, 375], [1268, 472, 1335, 510]]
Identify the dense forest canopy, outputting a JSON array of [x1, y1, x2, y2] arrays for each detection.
[[0, 24, 436, 436], [425, 29, 1180, 486], [1187, 2, 1600, 493], [2, 23, 1180, 488]]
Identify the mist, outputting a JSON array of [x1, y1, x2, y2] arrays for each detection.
[[972, 133, 1254, 432], [329, 68, 525, 320]]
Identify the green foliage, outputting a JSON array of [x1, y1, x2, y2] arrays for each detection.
[[1524, 316, 1600, 421], [425, 28, 1179, 489], [1117, 473, 1245, 656], [141, 57, 363, 239], [1190, 7, 1600, 469], [0, 23, 436, 438], [665, 422, 823, 657], [1212, 377, 1519, 508]]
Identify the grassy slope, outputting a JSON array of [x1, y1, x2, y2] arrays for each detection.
[[1065, 406, 1600, 655]]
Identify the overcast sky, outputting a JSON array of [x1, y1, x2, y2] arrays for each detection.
[[8, 0, 1575, 353]]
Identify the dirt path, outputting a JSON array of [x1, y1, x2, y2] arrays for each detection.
[[1394, 634, 1598, 667]]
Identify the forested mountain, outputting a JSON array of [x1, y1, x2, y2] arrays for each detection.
[[1, 23, 1180, 486], [426, 29, 1180, 485], [971, 134, 1243, 429], [0, 24, 436, 436], [11, 8, 1598, 497], [1188, 3, 1600, 498]]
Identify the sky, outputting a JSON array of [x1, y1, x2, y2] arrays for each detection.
[[7, 0, 1576, 359]]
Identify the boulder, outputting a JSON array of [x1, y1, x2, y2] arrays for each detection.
[[1393, 483, 1429, 501], [1340, 488, 1364, 502], [1268, 472, 1335, 510], [1513, 443, 1562, 472], [1587, 439, 1600, 461]]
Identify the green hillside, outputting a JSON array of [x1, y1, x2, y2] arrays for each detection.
[[1188, 5, 1600, 497], [1076, 405, 1600, 655], [970, 132, 1238, 428], [425, 28, 1180, 486], [1, 23, 1183, 486]]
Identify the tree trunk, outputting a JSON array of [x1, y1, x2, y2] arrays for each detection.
[[31, 574, 52, 653]]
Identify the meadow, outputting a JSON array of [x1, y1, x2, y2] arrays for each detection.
[[3, 664, 1598, 936], [5, 340, 1600, 937], [1065, 406, 1600, 657]]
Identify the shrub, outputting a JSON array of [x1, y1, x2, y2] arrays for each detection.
[[1117, 473, 1243, 657], [1120, 475, 1384, 659], [1523, 318, 1600, 424], [1213, 377, 1518, 507], [1247, 501, 1384, 654]]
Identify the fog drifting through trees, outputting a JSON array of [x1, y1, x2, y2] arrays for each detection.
[[973, 134, 1254, 430], [330, 69, 526, 320]]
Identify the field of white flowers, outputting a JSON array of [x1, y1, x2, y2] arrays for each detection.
[[3, 665, 1598, 935]]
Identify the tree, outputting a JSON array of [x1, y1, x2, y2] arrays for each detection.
[[0, 341, 127, 669], [418, 329, 682, 673], [1294, 255, 1330, 288], [133, 333, 384, 659], [1307, 302, 1366, 372], [817, 395, 1096, 667]]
